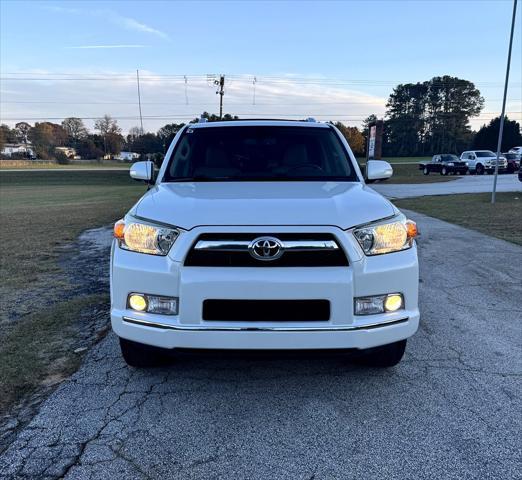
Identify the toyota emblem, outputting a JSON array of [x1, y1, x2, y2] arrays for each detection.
[[248, 236, 284, 261]]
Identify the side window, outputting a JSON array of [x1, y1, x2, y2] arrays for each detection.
[[434, 155, 440, 162]]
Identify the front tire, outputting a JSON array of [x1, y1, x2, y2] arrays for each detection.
[[423, 167, 429, 175], [476, 164, 484, 175], [441, 167, 448, 176], [119, 337, 169, 367], [357, 340, 407, 368]]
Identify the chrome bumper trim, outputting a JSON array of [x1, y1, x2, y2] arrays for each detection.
[[122, 316, 409, 332]]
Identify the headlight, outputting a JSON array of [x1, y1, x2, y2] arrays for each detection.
[[447, 162, 454, 166], [465, 162, 469, 166], [353, 215, 417, 256], [114, 218, 180, 255]]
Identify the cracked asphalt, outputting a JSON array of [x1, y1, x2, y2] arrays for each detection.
[[1, 211, 521, 480]]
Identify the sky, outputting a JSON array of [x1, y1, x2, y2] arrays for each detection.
[[1, 0, 521, 133]]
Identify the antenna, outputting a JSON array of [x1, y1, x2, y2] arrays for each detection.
[[253, 76, 257, 105], [184, 75, 189, 105], [136, 69, 144, 134]]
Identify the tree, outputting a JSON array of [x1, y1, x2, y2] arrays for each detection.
[[333, 122, 365, 156], [128, 133, 163, 156], [28, 122, 67, 159], [0, 124, 17, 151], [473, 116, 522, 151], [127, 126, 143, 144], [14, 122, 31, 144], [157, 123, 185, 151], [190, 112, 238, 123], [76, 138, 104, 160], [62, 117, 88, 146], [384, 76, 484, 156], [94, 115, 122, 155]]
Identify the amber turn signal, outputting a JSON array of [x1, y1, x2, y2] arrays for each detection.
[[406, 220, 418, 240], [114, 219, 125, 240]]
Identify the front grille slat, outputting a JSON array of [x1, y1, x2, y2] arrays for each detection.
[[184, 233, 348, 267]]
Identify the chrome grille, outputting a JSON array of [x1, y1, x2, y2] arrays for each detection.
[[184, 233, 348, 267]]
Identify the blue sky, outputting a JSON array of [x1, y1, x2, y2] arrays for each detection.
[[1, 0, 521, 133]]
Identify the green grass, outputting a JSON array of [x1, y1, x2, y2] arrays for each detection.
[[0, 170, 143, 415], [395, 192, 522, 245], [0, 171, 144, 288], [0, 161, 130, 169]]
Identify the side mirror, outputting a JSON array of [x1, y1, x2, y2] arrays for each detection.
[[130, 161, 154, 183], [366, 160, 393, 181]]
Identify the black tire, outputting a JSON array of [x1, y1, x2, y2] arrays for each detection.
[[357, 339, 407, 368], [441, 167, 448, 176], [476, 164, 484, 175], [423, 167, 429, 175], [119, 337, 169, 367]]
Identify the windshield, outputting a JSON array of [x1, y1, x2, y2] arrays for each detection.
[[476, 151, 496, 157], [440, 155, 459, 161], [163, 125, 358, 182]]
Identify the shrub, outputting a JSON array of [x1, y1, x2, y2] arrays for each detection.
[[54, 149, 70, 164]]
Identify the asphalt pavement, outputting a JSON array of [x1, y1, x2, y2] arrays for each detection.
[[0, 211, 521, 480], [372, 174, 522, 198]]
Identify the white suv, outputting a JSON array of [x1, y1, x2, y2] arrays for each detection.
[[111, 120, 419, 368], [460, 150, 507, 174]]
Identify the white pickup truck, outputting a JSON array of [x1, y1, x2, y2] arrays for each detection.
[[460, 150, 507, 174]]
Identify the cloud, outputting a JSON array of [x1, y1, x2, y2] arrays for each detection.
[[66, 45, 147, 50], [43, 5, 170, 40], [0, 72, 387, 133], [116, 17, 169, 40]]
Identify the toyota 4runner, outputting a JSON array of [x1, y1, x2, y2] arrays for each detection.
[[111, 120, 419, 368]]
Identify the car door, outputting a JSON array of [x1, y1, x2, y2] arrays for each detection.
[[432, 155, 441, 173]]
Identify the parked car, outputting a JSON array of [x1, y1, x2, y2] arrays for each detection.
[[519, 164, 522, 182], [460, 150, 507, 175], [503, 153, 521, 173], [419, 154, 468, 175], [111, 119, 420, 368], [508, 146, 522, 158]]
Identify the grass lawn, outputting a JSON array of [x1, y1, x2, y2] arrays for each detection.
[[0, 170, 143, 416], [395, 192, 522, 246], [375, 163, 459, 184], [0, 161, 130, 169]]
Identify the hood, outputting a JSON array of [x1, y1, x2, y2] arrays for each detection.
[[133, 181, 395, 230]]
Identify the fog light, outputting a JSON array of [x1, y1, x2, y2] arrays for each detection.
[[384, 294, 403, 312], [127, 293, 178, 315], [129, 294, 147, 312], [354, 293, 404, 315], [147, 296, 178, 315]]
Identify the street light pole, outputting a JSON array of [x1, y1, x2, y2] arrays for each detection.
[[492, 0, 518, 204]]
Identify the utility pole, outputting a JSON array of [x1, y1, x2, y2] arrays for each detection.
[[215, 75, 225, 120], [136, 69, 144, 134], [492, 0, 517, 204]]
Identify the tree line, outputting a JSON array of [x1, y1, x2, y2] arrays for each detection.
[[1, 75, 521, 161]]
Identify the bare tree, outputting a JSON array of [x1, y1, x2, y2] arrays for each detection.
[[94, 115, 122, 155], [62, 117, 88, 146]]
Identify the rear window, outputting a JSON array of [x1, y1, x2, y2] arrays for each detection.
[[163, 126, 358, 182]]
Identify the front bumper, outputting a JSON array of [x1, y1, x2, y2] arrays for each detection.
[[111, 225, 420, 350]]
